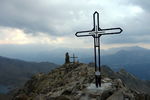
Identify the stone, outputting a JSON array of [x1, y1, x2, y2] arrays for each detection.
[[13, 63, 150, 100], [107, 90, 124, 100]]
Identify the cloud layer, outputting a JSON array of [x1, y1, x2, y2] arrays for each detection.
[[0, 0, 150, 47]]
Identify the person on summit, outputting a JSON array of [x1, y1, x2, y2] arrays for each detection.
[[95, 69, 101, 87], [65, 52, 70, 64]]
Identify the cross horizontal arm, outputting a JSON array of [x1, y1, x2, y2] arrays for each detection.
[[101, 27, 122, 35], [75, 30, 93, 37]]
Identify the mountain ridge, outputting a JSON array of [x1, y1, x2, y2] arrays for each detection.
[[0, 55, 58, 93], [82, 46, 150, 80], [13, 63, 150, 100]]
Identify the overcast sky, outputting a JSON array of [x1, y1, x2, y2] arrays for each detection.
[[0, 0, 150, 52]]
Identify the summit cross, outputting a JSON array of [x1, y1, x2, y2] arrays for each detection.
[[75, 11, 123, 87], [70, 53, 78, 63]]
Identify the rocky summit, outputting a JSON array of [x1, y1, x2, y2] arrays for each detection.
[[13, 63, 150, 100]]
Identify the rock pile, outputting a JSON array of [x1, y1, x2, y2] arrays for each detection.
[[13, 63, 150, 100]]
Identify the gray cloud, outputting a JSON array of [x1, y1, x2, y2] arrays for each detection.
[[0, 0, 94, 36], [132, 0, 150, 11], [0, 0, 150, 44]]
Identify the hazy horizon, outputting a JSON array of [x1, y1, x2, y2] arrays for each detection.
[[0, 45, 149, 64]]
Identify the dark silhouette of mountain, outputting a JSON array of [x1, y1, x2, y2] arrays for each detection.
[[82, 46, 150, 80], [0, 93, 12, 100], [102, 47, 150, 65], [0, 56, 58, 92], [102, 47, 150, 80], [104, 46, 148, 55]]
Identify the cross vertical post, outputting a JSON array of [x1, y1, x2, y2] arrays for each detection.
[[70, 53, 78, 63], [75, 11, 123, 87]]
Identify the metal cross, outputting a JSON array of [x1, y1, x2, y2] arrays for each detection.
[[75, 11, 123, 87], [70, 53, 78, 63]]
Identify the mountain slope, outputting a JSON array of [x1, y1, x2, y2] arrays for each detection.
[[83, 47, 150, 80], [13, 63, 150, 100], [101, 48, 150, 80], [0, 56, 58, 90]]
